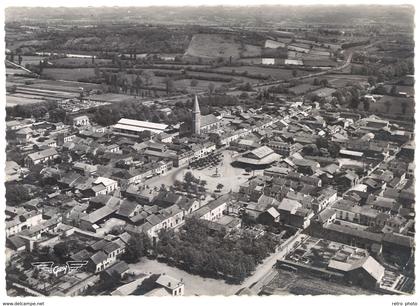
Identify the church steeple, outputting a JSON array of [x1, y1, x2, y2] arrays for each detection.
[[192, 95, 201, 135]]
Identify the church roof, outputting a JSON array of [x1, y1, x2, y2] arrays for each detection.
[[201, 114, 218, 127]]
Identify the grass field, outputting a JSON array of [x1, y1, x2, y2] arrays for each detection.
[[19, 55, 46, 66], [7, 76, 102, 92], [173, 79, 227, 92], [323, 74, 369, 88], [51, 57, 112, 66], [6, 94, 50, 107], [42, 68, 96, 81], [212, 66, 308, 80], [367, 95, 414, 116], [184, 33, 261, 59]]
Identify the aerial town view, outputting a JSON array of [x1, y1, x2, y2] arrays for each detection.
[[3, 4, 415, 300]]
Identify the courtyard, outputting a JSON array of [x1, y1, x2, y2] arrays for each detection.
[[145, 150, 252, 194]]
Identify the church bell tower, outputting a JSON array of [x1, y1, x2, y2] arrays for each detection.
[[192, 95, 201, 135]]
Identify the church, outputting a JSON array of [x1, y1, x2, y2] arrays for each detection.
[[180, 95, 220, 136]]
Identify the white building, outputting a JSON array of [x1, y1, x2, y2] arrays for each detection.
[[262, 58, 275, 65], [113, 118, 169, 137]]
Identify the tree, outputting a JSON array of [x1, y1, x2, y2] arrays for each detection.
[[328, 142, 341, 158], [49, 108, 66, 123], [292, 69, 298, 77], [53, 242, 70, 262], [390, 85, 398, 96], [401, 102, 408, 115], [164, 76, 175, 95], [94, 66, 101, 78], [350, 97, 361, 109], [6, 184, 31, 206], [363, 100, 370, 111], [184, 171, 196, 186], [216, 183, 224, 191], [190, 79, 198, 87], [384, 100, 391, 113], [368, 76, 376, 86], [122, 233, 150, 263], [320, 79, 329, 87], [208, 83, 215, 95], [142, 70, 154, 96]]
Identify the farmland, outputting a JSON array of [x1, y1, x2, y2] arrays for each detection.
[[42, 68, 96, 81], [367, 95, 414, 116], [321, 74, 370, 88], [184, 33, 262, 61], [262, 269, 373, 295], [212, 66, 309, 80], [6, 94, 52, 107], [50, 57, 112, 66]]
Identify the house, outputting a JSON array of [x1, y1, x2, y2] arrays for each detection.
[[262, 58, 275, 65], [6, 209, 43, 238], [79, 205, 119, 232], [73, 162, 98, 176], [191, 194, 230, 222], [145, 274, 184, 296], [258, 207, 281, 225], [154, 192, 182, 208], [73, 115, 90, 127], [25, 148, 59, 168], [267, 141, 302, 156], [87, 250, 116, 273], [328, 256, 385, 290], [277, 198, 302, 223], [6, 161, 22, 182], [15, 127, 33, 143], [6, 235, 27, 251], [135, 204, 184, 239], [336, 171, 359, 193], [101, 261, 129, 281], [115, 200, 143, 222], [91, 177, 119, 196]]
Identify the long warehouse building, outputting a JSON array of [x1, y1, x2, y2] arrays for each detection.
[[113, 118, 169, 137]]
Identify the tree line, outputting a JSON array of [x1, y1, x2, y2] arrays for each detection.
[[156, 217, 278, 283]]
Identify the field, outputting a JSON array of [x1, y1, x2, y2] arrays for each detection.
[[19, 55, 46, 66], [89, 93, 147, 103], [213, 65, 309, 80], [42, 68, 96, 81], [8, 76, 102, 92], [172, 79, 227, 93], [6, 68, 31, 76], [6, 94, 52, 107], [184, 33, 261, 60], [263, 270, 373, 295], [50, 57, 112, 66], [367, 95, 414, 116], [322, 74, 369, 88]]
